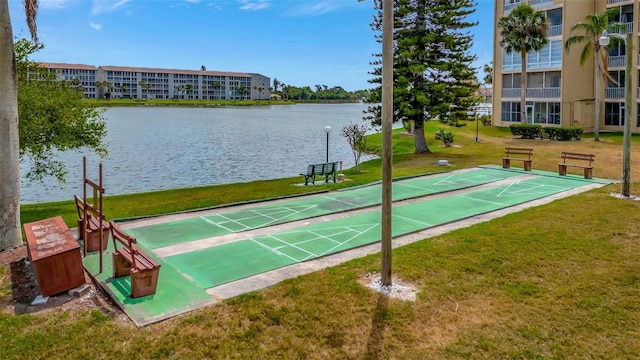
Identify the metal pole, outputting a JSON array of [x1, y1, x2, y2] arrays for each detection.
[[326, 132, 329, 163], [381, 0, 393, 286], [475, 113, 479, 143], [622, 33, 632, 197]]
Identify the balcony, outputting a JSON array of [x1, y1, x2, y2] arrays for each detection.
[[612, 22, 634, 34], [606, 87, 625, 98], [530, 0, 554, 9], [501, 87, 561, 99], [608, 55, 626, 67], [504, 0, 525, 14], [548, 24, 562, 37], [608, 0, 632, 4]]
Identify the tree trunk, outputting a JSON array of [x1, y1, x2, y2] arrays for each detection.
[[520, 50, 527, 123], [0, 0, 23, 250], [594, 51, 601, 141], [413, 120, 431, 154]]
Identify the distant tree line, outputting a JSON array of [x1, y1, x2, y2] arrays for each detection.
[[270, 78, 370, 102]]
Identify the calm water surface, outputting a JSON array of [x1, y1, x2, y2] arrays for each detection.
[[21, 103, 379, 204]]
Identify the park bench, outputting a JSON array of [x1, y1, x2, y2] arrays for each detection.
[[109, 221, 161, 298], [300, 162, 339, 185], [502, 147, 533, 171], [74, 195, 109, 252], [558, 151, 594, 179]]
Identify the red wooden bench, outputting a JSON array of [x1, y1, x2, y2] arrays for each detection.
[[109, 221, 161, 298], [74, 195, 109, 252]]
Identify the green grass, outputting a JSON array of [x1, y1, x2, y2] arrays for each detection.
[[4, 119, 640, 358]]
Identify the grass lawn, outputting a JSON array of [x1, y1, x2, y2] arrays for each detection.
[[2, 120, 640, 359]]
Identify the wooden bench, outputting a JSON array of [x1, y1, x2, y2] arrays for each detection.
[[109, 221, 161, 298], [300, 162, 339, 185], [558, 151, 594, 179], [502, 147, 533, 171], [74, 195, 109, 252]]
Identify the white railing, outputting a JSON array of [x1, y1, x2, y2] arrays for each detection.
[[606, 87, 625, 98], [504, 0, 525, 14], [613, 22, 634, 34], [530, 0, 554, 9], [608, 0, 632, 4], [608, 55, 626, 67], [548, 25, 562, 37], [501, 88, 561, 98], [502, 88, 520, 98]]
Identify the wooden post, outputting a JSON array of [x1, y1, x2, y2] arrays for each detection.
[[381, 0, 393, 286]]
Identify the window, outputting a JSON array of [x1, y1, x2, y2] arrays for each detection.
[[501, 102, 521, 122], [605, 102, 624, 126]]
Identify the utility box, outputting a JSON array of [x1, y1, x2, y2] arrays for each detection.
[[24, 216, 85, 297]]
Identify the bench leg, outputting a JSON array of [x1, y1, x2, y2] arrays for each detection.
[[113, 252, 132, 278], [558, 164, 567, 176], [86, 229, 109, 252], [584, 168, 593, 179], [523, 160, 532, 171], [131, 267, 160, 298], [502, 158, 510, 169]]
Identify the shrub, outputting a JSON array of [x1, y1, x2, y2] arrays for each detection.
[[479, 115, 492, 126], [438, 128, 454, 147], [509, 124, 542, 139], [541, 126, 584, 141]]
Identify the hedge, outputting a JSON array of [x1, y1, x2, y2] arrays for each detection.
[[509, 124, 583, 141]]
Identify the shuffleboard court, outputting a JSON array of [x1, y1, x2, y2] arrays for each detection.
[[126, 167, 526, 249], [164, 174, 595, 289]]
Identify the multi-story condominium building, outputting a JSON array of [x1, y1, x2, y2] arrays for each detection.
[[42, 63, 99, 98], [42, 63, 271, 101], [493, 0, 640, 134]]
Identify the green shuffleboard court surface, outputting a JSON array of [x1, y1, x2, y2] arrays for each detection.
[[86, 167, 612, 326], [127, 167, 526, 249], [164, 174, 603, 289]]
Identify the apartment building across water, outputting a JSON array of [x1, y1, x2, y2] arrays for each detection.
[[494, 0, 640, 134], [41, 63, 271, 101]]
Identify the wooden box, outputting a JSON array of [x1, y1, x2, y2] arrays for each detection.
[[24, 217, 85, 297]]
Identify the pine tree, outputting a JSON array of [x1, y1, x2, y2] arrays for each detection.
[[364, 0, 479, 153]]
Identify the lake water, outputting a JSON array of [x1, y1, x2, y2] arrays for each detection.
[[21, 103, 380, 204]]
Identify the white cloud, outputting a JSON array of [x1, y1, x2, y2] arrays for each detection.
[[91, 0, 131, 15], [89, 22, 102, 31], [238, 0, 270, 11], [286, 1, 344, 16], [186, 0, 201, 3]]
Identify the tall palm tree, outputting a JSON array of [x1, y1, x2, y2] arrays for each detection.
[[1, 0, 38, 250], [498, 4, 548, 123], [564, 9, 624, 141]]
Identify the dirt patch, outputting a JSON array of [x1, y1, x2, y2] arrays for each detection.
[[1, 246, 131, 325], [358, 272, 419, 301]]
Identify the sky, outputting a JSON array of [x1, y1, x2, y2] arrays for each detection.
[[8, 0, 494, 92]]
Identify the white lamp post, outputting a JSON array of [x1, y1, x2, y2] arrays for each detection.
[[599, 30, 632, 197], [324, 126, 331, 163]]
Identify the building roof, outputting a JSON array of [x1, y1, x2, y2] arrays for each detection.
[[99, 65, 254, 78], [41, 62, 98, 70]]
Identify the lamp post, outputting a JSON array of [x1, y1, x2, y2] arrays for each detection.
[[475, 112, 479, 143], [324, 126, 331, 163], [599, 30, 632, 197]]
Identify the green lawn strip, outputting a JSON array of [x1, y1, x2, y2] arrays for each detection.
[[128, 167, 523, 249]]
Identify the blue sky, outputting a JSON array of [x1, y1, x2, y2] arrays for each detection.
[[9, 0, 494, 91]]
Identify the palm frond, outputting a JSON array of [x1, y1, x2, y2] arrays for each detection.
[[24, 0, 39, 42]]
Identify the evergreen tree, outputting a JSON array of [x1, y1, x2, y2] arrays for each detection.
[[365, 0, 479, 153]]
